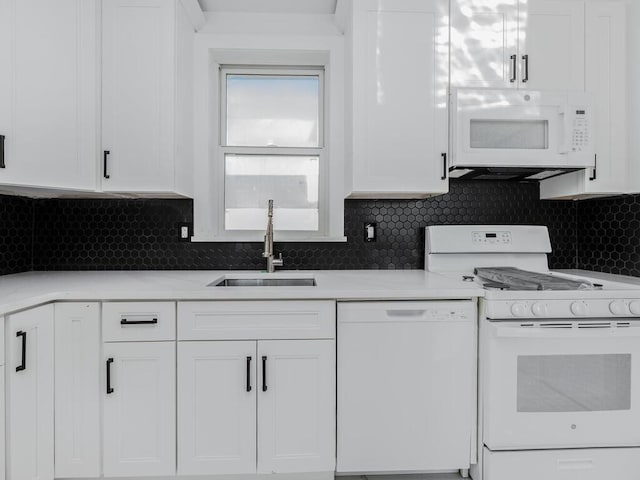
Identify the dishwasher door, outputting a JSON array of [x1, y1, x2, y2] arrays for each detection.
[[337, 300, 477, 474]]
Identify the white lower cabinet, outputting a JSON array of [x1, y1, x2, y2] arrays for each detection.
[[177, 300, 336, 476], [54, 303, 101, 478], [178, 341, 257, 475], [257, 340, 335, 474], [178, 339, 336, 476], [103, 342, 176, 477], [6, 305, 55, 480]]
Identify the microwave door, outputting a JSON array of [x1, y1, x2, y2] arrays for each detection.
[[456, 107, 565, 168]]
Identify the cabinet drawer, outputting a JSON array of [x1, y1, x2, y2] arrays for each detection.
[[178, 301, 335, 340], [102, 302, 175, 342], [483, 446, 640, 480]]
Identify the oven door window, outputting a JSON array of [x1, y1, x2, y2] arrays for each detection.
[[517, 354, 632, 413]]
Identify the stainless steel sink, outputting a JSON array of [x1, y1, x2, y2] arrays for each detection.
[[211, 277, 316, 287]]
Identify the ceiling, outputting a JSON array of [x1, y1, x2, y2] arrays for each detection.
[[198, 0, 338, 15]]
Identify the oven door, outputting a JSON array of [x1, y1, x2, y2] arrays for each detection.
[[482, 319, 640, 450]]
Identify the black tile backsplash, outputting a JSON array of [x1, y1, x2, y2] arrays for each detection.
[[578, 194, 640, 277], [19, 180, 640, 276], [17, 181, 575, 272], [0, 195, 33, 275]]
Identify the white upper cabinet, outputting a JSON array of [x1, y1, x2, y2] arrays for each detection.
[[540, 2, 626, 199], [101, 0, 194, 196], [339, 0, 450, 198], [6, 305, 55, 480], [520, 0, 585, 91], [0, 0, 99, 192], [451, 0, 584, 90], [450, 0, 519, 88]]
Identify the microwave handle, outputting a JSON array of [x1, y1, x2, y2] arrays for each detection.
[[495, 326, 640, 339], [558, 109, 572, 154]]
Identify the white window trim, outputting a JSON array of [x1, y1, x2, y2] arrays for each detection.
[[192, 41, 346, 243]]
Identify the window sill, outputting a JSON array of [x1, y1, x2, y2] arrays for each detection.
[[191, 235, 348, 243]]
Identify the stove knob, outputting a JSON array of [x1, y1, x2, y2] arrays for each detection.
[[571, 302, 588, 317], [630, 301, 640, 315], [511, 303, 528, 317], [532, 303, 548, 317], [609, 301, 629, 316]]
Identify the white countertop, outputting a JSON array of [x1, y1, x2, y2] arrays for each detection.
[[0, 270, 484, 316]]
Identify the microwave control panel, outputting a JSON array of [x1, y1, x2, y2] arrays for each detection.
[[572, 109, 590, 152]]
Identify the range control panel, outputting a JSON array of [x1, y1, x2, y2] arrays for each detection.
[[472, 231, 512, 245]]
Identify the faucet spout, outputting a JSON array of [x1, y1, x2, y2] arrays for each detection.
[[262, 200, 283, 273]]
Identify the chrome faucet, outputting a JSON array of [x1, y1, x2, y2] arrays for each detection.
[[263, 199, 283, 273]]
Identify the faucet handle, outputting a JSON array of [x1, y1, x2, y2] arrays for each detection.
[[273, 253, 284, 267]]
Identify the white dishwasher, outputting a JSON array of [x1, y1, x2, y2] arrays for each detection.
[[337, 300, 477, 475]]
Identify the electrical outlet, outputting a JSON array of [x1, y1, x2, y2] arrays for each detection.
[[177, 223, 193, 242], [364, 222, 377, 242]]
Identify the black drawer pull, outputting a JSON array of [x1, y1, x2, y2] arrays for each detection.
[[0, 135, 5, 168], [441, 152, 448, 180], [120, 318, 158, 325], [106, 358, 114, 394], [246, 356, 252, 392], [16, 331, 26, 372], [103, 150, 110, 179], [262, 356, 268, 392]]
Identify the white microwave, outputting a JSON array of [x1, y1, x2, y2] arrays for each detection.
[[449, 89, 595, 181]]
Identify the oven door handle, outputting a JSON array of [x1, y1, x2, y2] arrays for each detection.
[[495, 327, 640, 339]]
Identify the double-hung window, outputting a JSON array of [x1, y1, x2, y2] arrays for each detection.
[[220, 66, 326, 235]]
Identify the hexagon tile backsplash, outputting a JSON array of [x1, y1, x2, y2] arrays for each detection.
[[577, 195, 640, 277], [1, 180, 635, 275], [0, 195, 33, 275]]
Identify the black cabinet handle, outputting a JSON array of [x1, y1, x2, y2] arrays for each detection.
[[103, 150, 110, 179], [262, 356, 268, 392], [0, 134, 5, 169], [441, 152, 448, 180], [16, 331, 26, 372], [120, 318, 158, 325], [510, 54, 517, 83], [246, 356, 252, 392], [522, 54, 529, 83], [589, 154, 597, 181], [106, 358, 114, 394]]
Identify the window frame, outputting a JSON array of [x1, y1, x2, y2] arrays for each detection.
[[217, 65, 330, 239]]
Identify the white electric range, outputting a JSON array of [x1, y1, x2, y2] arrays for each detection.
[[425, 225, 640, 480]]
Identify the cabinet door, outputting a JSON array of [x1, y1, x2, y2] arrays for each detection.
[[54, 303, 101, 478], [583, 2, 626, 194], [337, 302, 476, 473], [350, 0, 449, 197], [6, 305, 54, 480], [0, 0, 98, 191], [519, 0, 585, 91], [102, 0, 175, 192], [257, 340, 335, 474], [103, 342, 176, 477], [539, 2, 626, 200], [178, 341, 257, 475], [450, 0, 519, 88]]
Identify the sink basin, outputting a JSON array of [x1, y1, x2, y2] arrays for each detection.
[[210, 277, 316, 287]]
